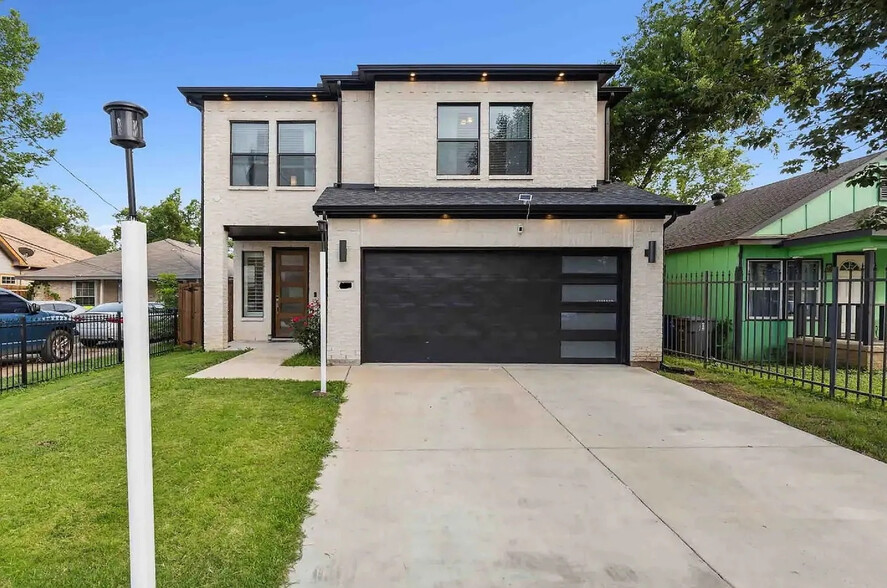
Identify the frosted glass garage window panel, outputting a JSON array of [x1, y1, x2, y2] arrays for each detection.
[[231, 122, 269, 186], [561, 284, 618, 303], [437, 105, 479, 175], [561, 312, 617, 330], [562, 256, 618, 274], [561, 341, 616, 359], [278, 122, 316, 187], [242, 252, 264, 317], [489, 104, 531, 175]]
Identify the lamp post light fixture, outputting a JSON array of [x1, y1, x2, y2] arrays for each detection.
[[104, 100, 155, 588], [103, 101, 148, 218]]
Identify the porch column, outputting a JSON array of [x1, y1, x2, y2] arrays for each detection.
[[861, 249, 876, 345]]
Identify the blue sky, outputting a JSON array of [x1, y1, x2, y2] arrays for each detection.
[[10, 0, 813, 231]]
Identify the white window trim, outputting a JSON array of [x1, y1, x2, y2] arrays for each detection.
[[746, 260, 783, 320], [785, 259, 822, 319], [73, 280, 97, 307]]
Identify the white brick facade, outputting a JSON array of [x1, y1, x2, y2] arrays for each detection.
[[373, 80, 600, 187], [327, 218, 665, 364]]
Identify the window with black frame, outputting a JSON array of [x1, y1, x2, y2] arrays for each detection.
[[278, 122, 316, 187], [489, 104, 532, 175], [231, 122, 269, 186], [785, 259, 822, 318], [242, 252, 264, 318], [437, 104, 479, 175]]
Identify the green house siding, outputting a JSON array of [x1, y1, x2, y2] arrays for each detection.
[[665, 237, 887, 362], [754, 178, 884, 236]]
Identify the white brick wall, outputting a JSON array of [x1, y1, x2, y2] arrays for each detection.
[[341, 91, 374, 184], [327, 218, 665, 364], [373, 80, 600, 187]]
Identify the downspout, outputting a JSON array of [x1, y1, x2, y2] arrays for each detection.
[[336, 81, 343, 186], [604, 101, 611, 182], [660, 209, 695, 374]]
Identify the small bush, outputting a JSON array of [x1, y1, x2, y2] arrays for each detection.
[[292, 299, 320, 355]]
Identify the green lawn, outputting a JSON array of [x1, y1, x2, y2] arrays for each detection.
[[281, 350, 320, 366], [663, 357, 887, 463], [0, 351, 345, 587]]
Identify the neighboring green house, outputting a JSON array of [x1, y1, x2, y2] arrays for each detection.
[[664, 151, 887, 362]]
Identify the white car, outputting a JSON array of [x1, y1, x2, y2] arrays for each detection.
[[34, 301, 87, 317], [76, 302, 176, 346]]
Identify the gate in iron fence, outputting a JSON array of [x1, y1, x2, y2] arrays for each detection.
[[0, 308, 177, 393], [664, 260, 887, 402]]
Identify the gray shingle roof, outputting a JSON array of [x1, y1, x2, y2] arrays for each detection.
[[314, 183, 693, 216], [784, 206, 881, 241], [27, 239, 205, 280], [665, 151, 886, 250]]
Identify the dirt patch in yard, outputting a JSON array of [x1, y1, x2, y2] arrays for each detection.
[[681, 376, 788, 419]]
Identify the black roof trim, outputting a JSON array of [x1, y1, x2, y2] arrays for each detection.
[[313, 184, 693, 219], [180, 63, 622, 108], [598, 86, 632, 107]]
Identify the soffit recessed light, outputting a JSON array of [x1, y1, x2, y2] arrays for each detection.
[[278, 231, 287, 234]]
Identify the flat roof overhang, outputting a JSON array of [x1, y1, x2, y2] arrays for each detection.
[[225, 225, 321, 241]]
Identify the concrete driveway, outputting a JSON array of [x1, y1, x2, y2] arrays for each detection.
[[288, 365, 887, 587]]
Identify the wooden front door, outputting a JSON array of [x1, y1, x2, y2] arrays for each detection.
[[273, 249, 309, 338]]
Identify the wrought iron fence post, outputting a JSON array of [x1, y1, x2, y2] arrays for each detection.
[[703, 271, 711, 366], [828, 265, 839, 398], [19, 316, 27, 386], [732, 265, 743, 362], [117, 311, 124, 364]]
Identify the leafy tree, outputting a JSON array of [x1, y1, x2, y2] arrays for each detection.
[[0, 9, 65, 185], [62, 225, 113, 255], [718, 0, 887, 173], [113, 188, 200, 245], [0, 183, 86, 234], [154, 273, 179, 308], [643, 134, 755, 203], [609, 0, 819, 193]]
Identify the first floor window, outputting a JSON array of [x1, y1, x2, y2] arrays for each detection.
[[74, 281, 96, 306], [0, 275, 16, 285], [747, 260, 782, 319], [243, 252, 264, 317], [437, 104, 479, 175], [231, 122, 269, 186], [785, 259, 822, 318], [278, 122, 316, 186]]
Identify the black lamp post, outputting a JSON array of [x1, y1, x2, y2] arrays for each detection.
[[103, 101, 148, 218]]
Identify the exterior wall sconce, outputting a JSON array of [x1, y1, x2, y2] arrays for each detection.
[[645, 240, 657, 263]]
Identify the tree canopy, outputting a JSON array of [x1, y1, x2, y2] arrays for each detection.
[[113, 188, 200, 245], [0, 9, 65, 185], [720, 0, 887, 173]]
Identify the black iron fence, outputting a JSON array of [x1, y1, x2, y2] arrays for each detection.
[[664, 262, 887, 403], [0, 308, 177, 392]]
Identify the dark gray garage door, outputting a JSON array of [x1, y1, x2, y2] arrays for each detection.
[[362, 249, 629, 363]]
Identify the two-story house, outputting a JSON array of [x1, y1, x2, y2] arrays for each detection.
[[179, 64, 692, 365]]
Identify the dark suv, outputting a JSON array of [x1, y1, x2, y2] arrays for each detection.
[[0, 289, 77, 362]]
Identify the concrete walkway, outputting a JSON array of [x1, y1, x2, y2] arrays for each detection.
[[287, 364, 887, 587], [188, 341, 351, 381]]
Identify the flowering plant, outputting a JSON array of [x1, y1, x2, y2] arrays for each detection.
[[292, 299, 321, 354]]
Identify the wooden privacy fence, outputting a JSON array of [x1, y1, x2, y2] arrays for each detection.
[[177, 281, 202, 348]]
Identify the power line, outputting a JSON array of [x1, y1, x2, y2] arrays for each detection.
[[8, 118, 119, 212]]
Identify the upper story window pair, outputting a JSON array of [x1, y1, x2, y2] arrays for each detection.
[[231, 122, 316, 187], [437, 104, 532, 176]]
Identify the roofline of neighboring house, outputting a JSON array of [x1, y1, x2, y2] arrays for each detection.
[[665, 237, 785, 253], [780, 228, 887, 247], [0, 234, 27, 267], [178, 63, 626, 109], [740, 152, 887, 238]]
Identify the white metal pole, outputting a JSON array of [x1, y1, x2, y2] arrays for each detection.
[[319, 248, 327, 394], [121, 219, 156, 588]]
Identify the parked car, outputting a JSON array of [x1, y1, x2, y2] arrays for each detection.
[[0, 288, 76, 362], [34, 301, 87, 317], [77, 302, 175, 346]]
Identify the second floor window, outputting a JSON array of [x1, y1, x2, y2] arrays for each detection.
[[231, 122, 269, 186], [490, 104, 532, 175], [437, 104, 479, 175], [278, 122, 316, 187]]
